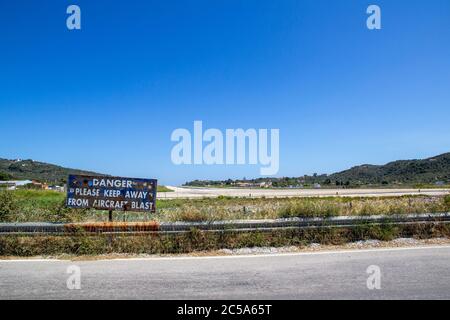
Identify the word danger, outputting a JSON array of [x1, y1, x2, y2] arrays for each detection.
[[92, 178, 133, 188]]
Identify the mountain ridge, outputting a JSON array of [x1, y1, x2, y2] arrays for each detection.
[[0, 158, 104, 183], [184, 152, 450, 187], [328, 153, 450, 184], [2, 152, 449, 186]]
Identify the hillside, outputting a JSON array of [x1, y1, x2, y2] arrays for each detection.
[[184, 152, 450, 187], [0, 158, 104, 184], [328, 153, 450, 185]]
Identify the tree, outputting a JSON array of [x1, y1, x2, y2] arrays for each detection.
[[0, 172, 13, 181]]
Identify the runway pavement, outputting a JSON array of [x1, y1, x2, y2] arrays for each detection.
[[1, 246, 450, 299], [158, 186, 450, 199]]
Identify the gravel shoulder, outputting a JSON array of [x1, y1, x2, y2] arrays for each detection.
[[1, 237, 449, 261]]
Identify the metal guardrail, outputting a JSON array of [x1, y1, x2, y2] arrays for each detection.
[[0, 213, 449, 235], [0, 222, 64, 234], [159, 213, 450, 232]]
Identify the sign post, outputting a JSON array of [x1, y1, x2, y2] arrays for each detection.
[[66, 175, 157, 220]]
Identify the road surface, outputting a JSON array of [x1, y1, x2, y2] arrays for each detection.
[[158, 186, 450, 199], [1, 246, 450, 299]]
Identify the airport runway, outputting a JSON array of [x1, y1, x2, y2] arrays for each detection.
[[158, 186, 450, 199], [1, 246, 450, 299]]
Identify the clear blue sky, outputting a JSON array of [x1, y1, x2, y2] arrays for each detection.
[[1, 0, 449, 185]]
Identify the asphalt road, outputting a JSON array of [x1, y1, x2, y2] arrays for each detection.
[[1, 246, 450, 299], [159, 186, 450, 199]]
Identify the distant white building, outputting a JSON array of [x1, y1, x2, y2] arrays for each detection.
[[0, 180, 33, 190], [259, 181, 273, 188], [48, 185, 65, 192]]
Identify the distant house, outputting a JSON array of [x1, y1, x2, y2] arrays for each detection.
[[435, 181, 446, 186], [0, 180, 51, 190], [259, 181, 273, 188], [0, 180, 33, 190], [236, 182, 256, 188], [48, 185, 65, 192], [313, 183, 322, 189], [30, 180, 49, 189]]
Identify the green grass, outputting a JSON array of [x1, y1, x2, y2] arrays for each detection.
[[14, 189, 65, 205], [157, 185, 174, 192], [1, 189, 450, 223]]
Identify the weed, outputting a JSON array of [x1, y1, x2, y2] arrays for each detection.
[[0, 190, 18, 221]]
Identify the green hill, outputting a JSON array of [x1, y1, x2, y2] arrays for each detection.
[[328, 153, 450, 185], [3, 152, 450, 187], [0, 158, 103, 184], [184, 152, 450, 187], [0, 158, 173, 192]]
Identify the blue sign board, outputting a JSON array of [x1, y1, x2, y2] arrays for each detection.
[[66, 175, 157, 212]]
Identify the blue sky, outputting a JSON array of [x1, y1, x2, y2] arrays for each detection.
[[1, 0, 450, 185]]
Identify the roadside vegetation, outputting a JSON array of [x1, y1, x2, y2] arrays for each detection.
[[1, 222, 449, 256], [1, 189, 450, 256], [1, 189, 450, 223]]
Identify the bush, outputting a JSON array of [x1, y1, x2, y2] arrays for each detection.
[[278, 199, 341, 218], [0, 172, 13, 181], [444, 195, 450, 211], [0, 190, 19, 221]]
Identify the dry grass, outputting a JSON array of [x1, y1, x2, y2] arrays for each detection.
[[1, 222, 449, 256], [1, 189, 450, 223], [160, 195, 450, 221]]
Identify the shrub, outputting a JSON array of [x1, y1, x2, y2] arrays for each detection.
[[278, 199, 340, 218], [217, 195, 233, 200], [444, 195, 450, 211], [0, 172, 13, 181], [0, 190, 19, 221], [166, 205, 211, 222]]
